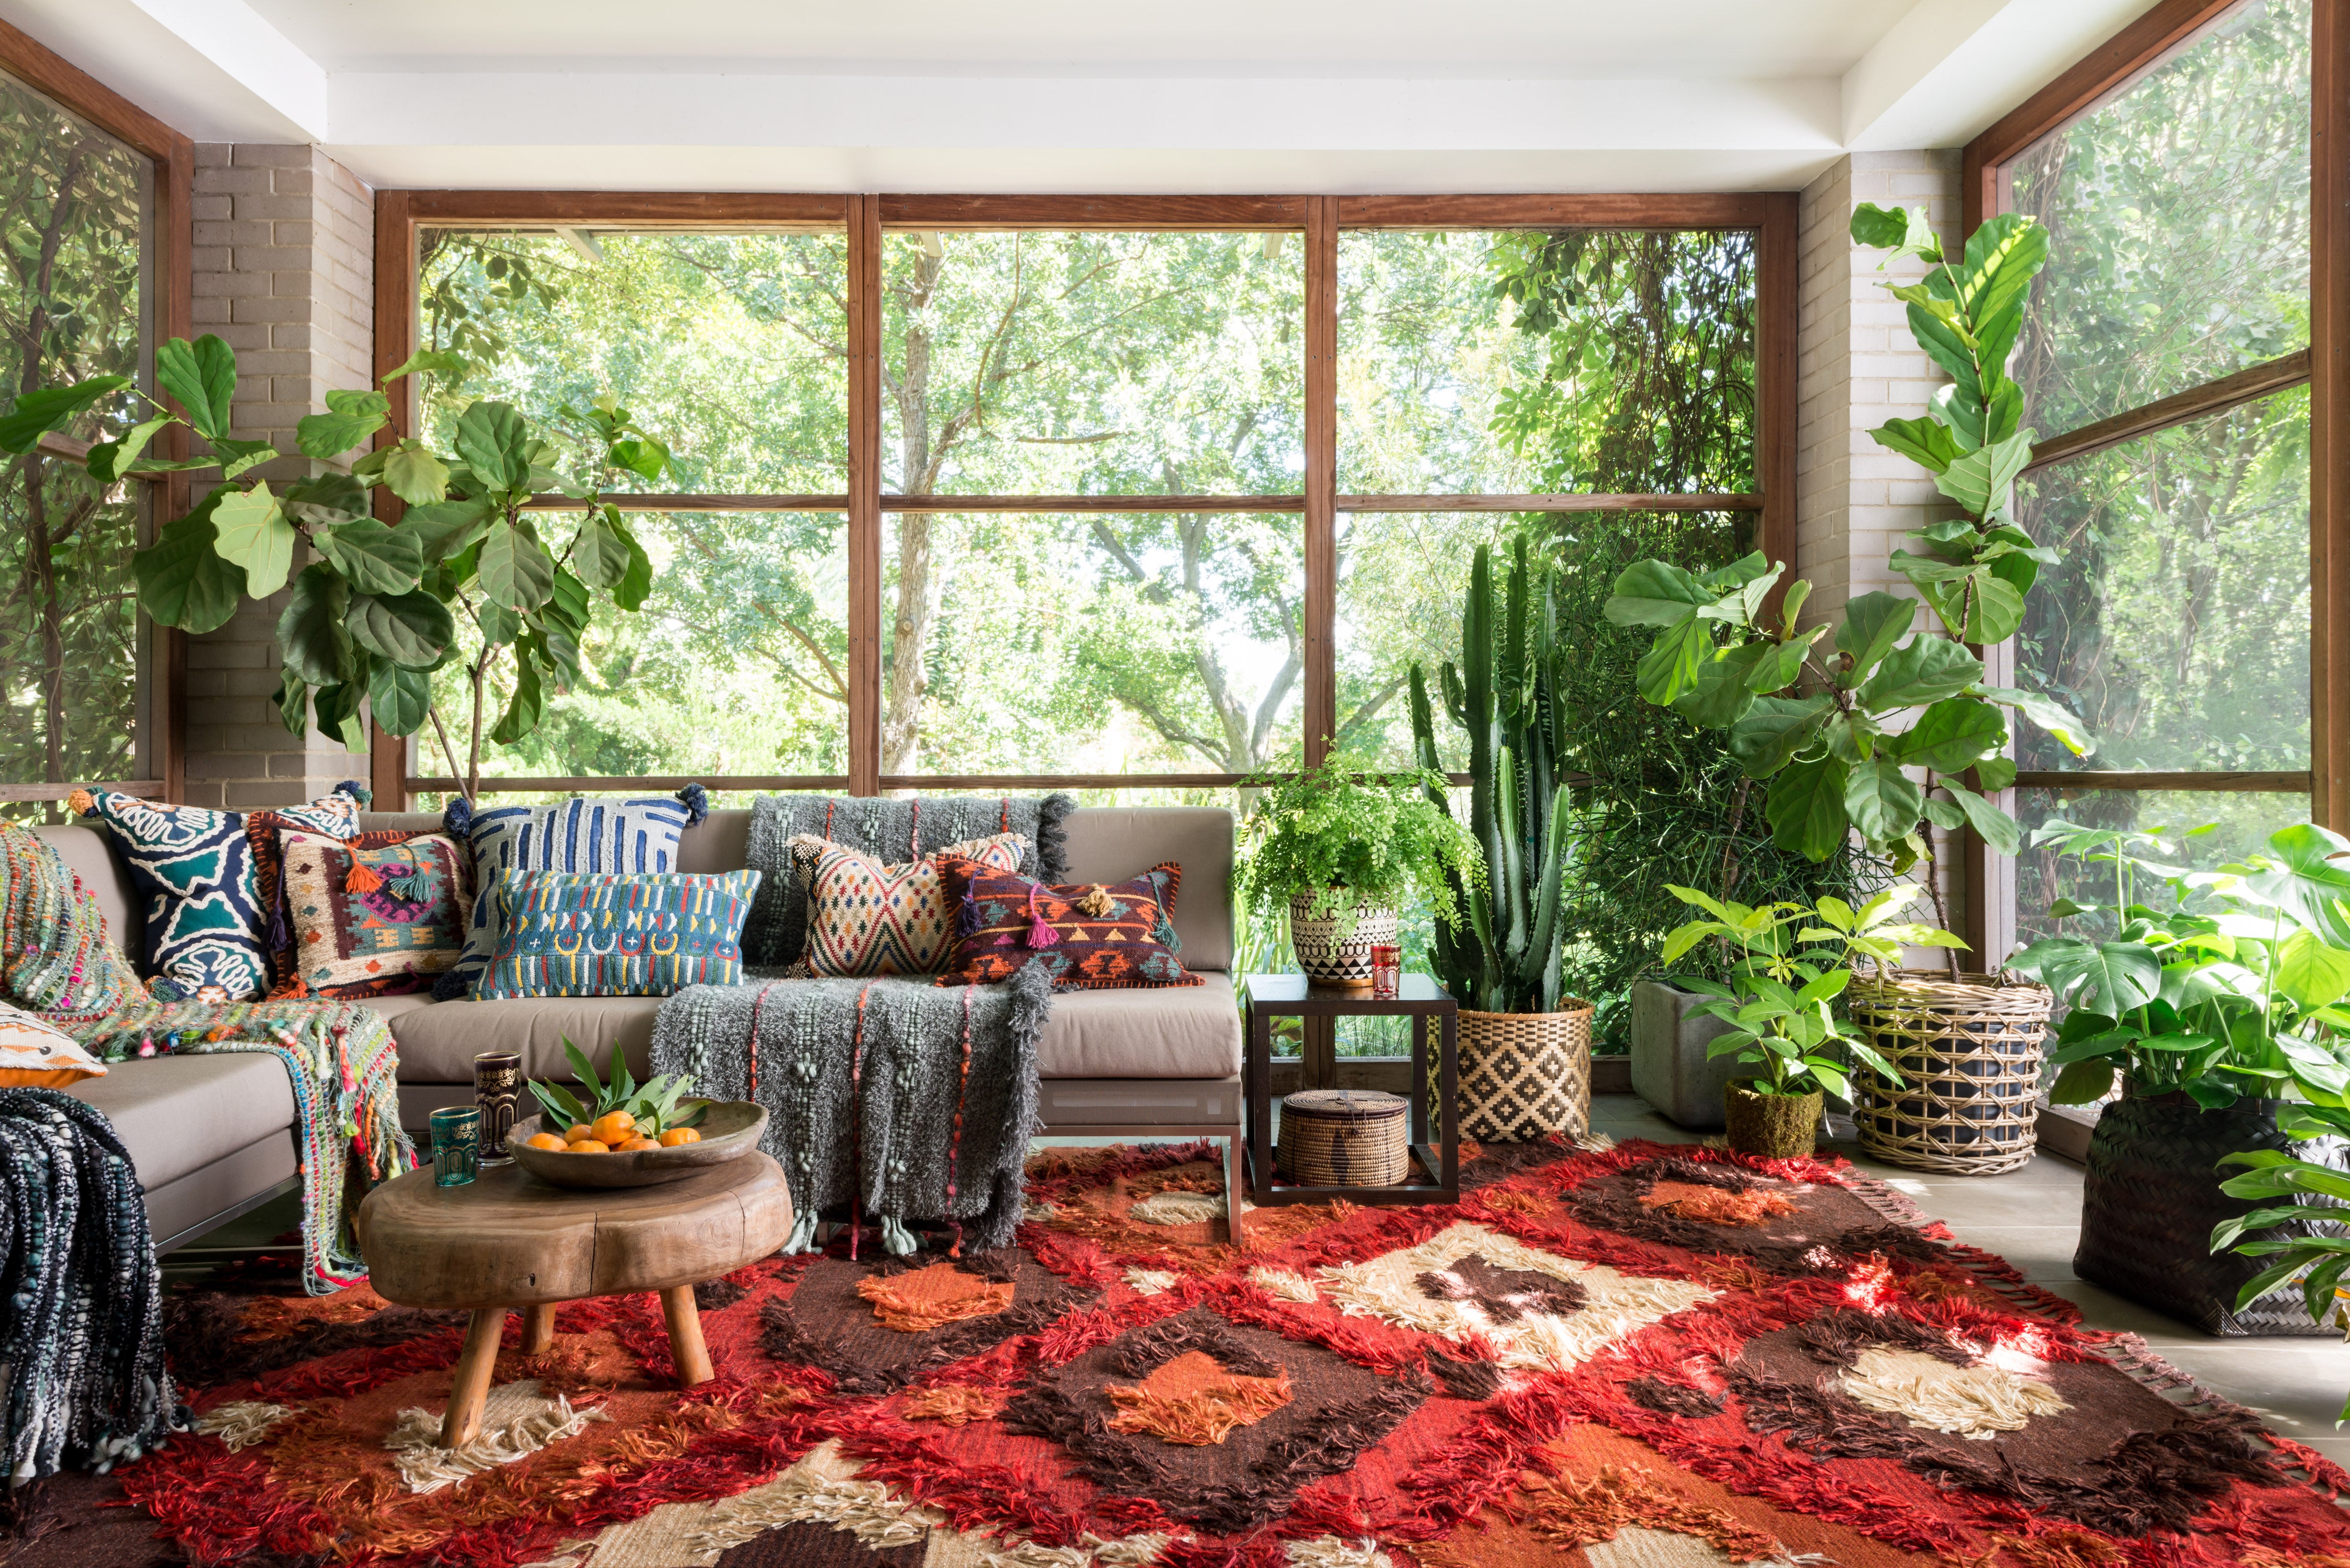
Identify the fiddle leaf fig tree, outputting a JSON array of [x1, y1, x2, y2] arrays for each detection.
[[1601, 208, 2094, 952], [0, 335, 671, 800]]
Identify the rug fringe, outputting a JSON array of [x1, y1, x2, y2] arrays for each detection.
[[385, 1380, 609, 1495]]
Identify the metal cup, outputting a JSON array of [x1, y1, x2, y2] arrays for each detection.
[[474, 1050, 522, 1163], [431, 1105, 481, 1187]]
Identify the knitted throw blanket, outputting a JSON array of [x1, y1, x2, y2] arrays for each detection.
[[741, 792, 1075, 968], [0, 1089, 184, 1486], [0, 823, 412, 1294], [652, 962, 1049, 1256]]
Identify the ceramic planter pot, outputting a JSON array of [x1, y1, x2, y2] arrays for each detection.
[[1287, 894, 1398, 988], [1628, 980, 1738, 1130], [1724, 1079, 1821, 1160]]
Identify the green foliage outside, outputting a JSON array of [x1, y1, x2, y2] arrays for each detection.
[[0, 75, 146, 818]]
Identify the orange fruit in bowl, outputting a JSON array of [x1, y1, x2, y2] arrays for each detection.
[[618, 1135, 660, 1152], [659, 1128, 700, 1147], [524, 1132, 568, 1152], [565, 1138, 610, 1154], [564, 1124, 593, 1144], [591, 1111, 636, 1145]]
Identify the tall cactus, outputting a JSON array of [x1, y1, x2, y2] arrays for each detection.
[[1411, 536, 1573, 1013]]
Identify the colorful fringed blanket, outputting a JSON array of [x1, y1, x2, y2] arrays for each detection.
[[0, 822, 412, 1294], [0, 1088, 184, 1485]]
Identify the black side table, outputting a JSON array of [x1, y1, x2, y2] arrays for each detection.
[[1242, 972, 1459, 1206]]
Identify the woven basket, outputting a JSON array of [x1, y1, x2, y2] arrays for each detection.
[[1847, 967, 2051, 1176], [1280, 1089, 1409, 1185], [1458, 1001, 1593, 1143], [2079, 1091, 2349, 1336]]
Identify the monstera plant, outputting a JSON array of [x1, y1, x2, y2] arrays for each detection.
[[1601, 206, 2093, 941], [0, 335, 669, 800]]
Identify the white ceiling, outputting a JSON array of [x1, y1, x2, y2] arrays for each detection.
[[0, 0, 2167, 192]]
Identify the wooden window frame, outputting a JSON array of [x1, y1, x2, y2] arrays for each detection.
[[0, 20, 192, 804], [374, 190, 1798, 805], [1956, 0, 2334, 963]]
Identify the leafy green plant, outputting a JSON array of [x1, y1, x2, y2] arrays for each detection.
[[1663, 884, 1948, 1098], [2009, 820, 2350, 1109], [0, 334, 673, 800], [527, 1037, 709, 1141], [1234, 758, 1483, 939], [1406, 538, 1574, 1014], [2209, 1152, 2350, 1412], [1598, 207, 2093, 939]]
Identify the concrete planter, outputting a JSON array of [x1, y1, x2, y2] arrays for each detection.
[[1628, 980, 1738, 1129]]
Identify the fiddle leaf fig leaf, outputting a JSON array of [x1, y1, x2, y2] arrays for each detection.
[[1728, 694, 1835, 780], [1940, 779, 2022, 855], [1834, 591, 1915, 686], [85, 416, 172, 482], [314, 517, 426, 596], [1933, 431, 2034, 520], [1766, 754, 1851, 862], [295, 388, 391, 460], [1843, 756, 1924, 846], [349, 588, 455, 669], [0, 374, 130, 453], [479, 518, 556, 611], [396, 498, 492, 564], [1670, 643, 1766, 728], [1605, 559, 1714, 627], [455, 400, 530, 493], [1870, 416, 1962, 473], [155, 336, 236, 439], [381, 347, 469, 384], [312, 676, 370, 754], [210, 438, 279, 483], [1634, 616, 1712, 706], [1858, 635, 1982, 710], [209, 482, 296, 599], [1886, 696, 2005, 772], [570, 504, 631, 590], [132, 495, 243, 633], [367, 658, 433, 736], [613, 516, 653, 610], [1977, 684, 2095, 756], [275, 563, 355, 685], [489, 649, 544, 745], [382, 439, 452, 505]]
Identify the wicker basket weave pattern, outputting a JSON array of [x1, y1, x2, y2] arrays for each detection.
[[1280, 1089, 1409, 1186], [1457, 1002, 1593, 1143], [1847, 968, 2051, 1177]]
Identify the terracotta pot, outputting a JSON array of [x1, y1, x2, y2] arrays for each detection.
[[1287, 894, 1398, 987], [1723, 1079, 1821, 1160]]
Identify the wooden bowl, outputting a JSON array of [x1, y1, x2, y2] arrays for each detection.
[[505, 1101, 767, 1189]]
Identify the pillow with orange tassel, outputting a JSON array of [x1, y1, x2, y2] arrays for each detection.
[[932, 860, 1200, 990], [264, 827, 473, 999]]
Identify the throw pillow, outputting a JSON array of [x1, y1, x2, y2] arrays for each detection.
[[438, 788, 708, 999], [473, 869, 762, 999], [0, 1001, 106, 1086], [935, 862, 1201, 989], [70, 782, 366, 1002], [269, 828, 471, 1000], [788, 832, 1029, 977]]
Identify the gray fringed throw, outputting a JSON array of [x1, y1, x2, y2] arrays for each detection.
[[0, 1090, 183, 1487], [740, 792, 1075, 968], [651, 962, 1049, 1256]]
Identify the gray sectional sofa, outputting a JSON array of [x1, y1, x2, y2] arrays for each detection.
[[35, 804, 1246, 1253]]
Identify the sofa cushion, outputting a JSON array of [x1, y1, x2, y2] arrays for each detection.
[[385, 994, 661, 1084], [64, 1054, 296, 1192], [1062, 809, 1234, 971], [1037, 971, 1240, 1079]]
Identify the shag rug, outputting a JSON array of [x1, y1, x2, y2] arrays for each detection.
[[9, 1136, 2349, 1568]]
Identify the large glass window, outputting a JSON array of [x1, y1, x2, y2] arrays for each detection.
[[0, 72, 152, 814], [2002, 0, 2313, 930]]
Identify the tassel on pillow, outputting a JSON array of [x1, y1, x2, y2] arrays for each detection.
[[1025, 885, 1061, 949], [344, 859, 383, 895], [676, 782, 710, 827]]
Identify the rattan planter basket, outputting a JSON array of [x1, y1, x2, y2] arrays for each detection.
[[1846, 966, 2052, 1176], [1458, 1000, 1594, 1143], [1279, 1089, 1410, 1186]]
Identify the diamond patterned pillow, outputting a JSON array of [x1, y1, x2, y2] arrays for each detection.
[[788, 833, 1029, 977], [71, 783, 365, 1002], [934, 861, 1201, 990]]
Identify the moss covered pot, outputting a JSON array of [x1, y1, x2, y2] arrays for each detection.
[[1724, 1079, 1822, 1160]]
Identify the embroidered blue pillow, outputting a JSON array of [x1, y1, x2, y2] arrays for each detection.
[[474, 868, 761, 999], [71, 783, 366, 1002], [437, 788, 708, 998]]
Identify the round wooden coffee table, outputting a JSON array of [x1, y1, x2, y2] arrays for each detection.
[[357, 1153, 795, 1446]]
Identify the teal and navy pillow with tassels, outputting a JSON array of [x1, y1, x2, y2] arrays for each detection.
[[436, 785, 710, 999]]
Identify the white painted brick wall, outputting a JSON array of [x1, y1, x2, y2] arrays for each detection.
[[183, 145, 375, 810]]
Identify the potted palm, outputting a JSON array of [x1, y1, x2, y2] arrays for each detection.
[[1234, 761, 1482, 987], [1662, 884, 1939, 1157], [1407, 539, 1600, 1140], [2010, 818, 2350, 1335]]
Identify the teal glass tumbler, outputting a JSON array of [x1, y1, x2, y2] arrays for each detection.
[[431, 1105, 481, 1187]]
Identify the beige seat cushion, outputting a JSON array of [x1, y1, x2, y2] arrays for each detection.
[[385, 995, 661, 1083], [65, 1054, 296, 1192], [1037, 971, 1240, 1079]]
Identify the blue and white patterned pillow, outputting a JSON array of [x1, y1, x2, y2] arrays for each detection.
[[74, 783, 365, 1002], [436, 788, 708, 999]]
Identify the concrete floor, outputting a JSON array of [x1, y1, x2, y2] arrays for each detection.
[[1585, 1091, 2350, 1469]]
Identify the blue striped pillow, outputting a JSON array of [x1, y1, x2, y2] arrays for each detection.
[[475, 869, 761, 999], [437, 793, 702, 999]]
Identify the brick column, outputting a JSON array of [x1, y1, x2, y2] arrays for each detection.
[[180, 145, 375, 810]]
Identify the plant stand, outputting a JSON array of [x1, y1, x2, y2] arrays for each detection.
[[1243, 972, 1457, 1206]]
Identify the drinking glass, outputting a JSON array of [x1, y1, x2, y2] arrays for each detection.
[[431, 1105, 482, 1187]]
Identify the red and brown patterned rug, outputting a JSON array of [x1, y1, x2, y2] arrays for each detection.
[[8, 1137, 2348, 1568]]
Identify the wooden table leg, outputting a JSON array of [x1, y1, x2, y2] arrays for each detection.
[[660, 1285, 714, 1387], [441, 1306, 507, 1448], [520, 1302, 556, 1355]]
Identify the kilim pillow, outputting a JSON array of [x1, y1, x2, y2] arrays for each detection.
[[934, 862, 1201, 990], [438, 789, 706, 999], [267, 828, 471, 1000], [71, 782, 366, 1002], [0, 1001, 106, 1086], [787, 832, 1029, 977], [474, 869, 762, 1000]]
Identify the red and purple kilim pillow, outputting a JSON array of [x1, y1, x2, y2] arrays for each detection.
[[935, 861, 1201, 989]]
